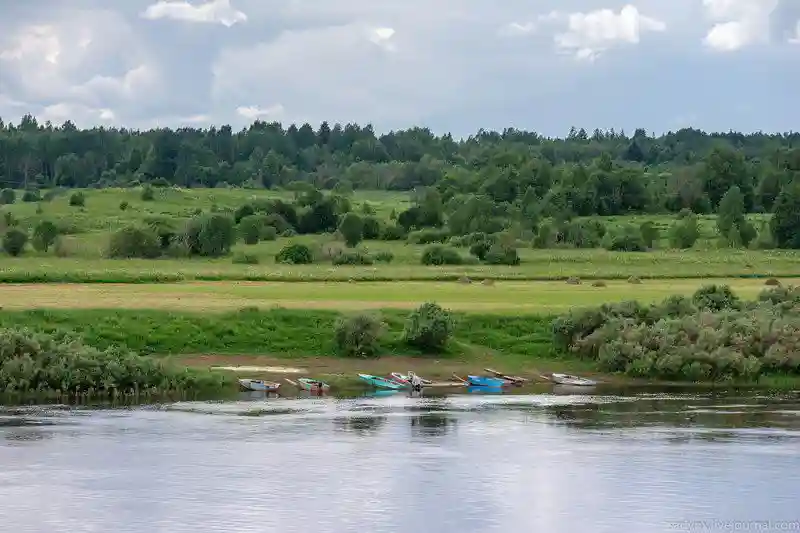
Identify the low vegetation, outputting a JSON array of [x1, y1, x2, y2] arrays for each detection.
[[552, 284, 800, 382], [0, 327, 229, 396]]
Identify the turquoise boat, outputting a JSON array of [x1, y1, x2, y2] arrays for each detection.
[[467, 375, 508, 388], [358, 374, 406, 390]]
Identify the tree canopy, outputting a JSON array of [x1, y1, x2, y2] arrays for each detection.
[[1, 114, 799, 217]]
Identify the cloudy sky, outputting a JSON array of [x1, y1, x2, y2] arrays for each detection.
[[0, 0, 798, 137]]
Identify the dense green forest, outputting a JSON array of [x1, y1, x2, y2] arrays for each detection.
[[1, 114, 799, 217]]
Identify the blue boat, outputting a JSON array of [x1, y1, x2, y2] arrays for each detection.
[[358, 374, 407, 390], [467, 375, 508, 388]]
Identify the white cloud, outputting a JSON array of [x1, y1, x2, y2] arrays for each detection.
[[500, 21, 536, 37], [368, 27, 397, 51], [702, 0, 777, 51], [545, 5, 666, 61], [235, 105, 285, 119], [142, 0, 247, 27], [40, 102, 115, 124]]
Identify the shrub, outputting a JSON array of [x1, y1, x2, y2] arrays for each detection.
[[21, 189, 40, 202], [592, 280, 607, 287], [469, 240, 492, 260], [239, 215, 262, 245], [484, 244, 520, 265], [0, 188, 15, 205], [421, 245, 463, 265], [119, 201, 129, 211], [32, 220, 59, 252], [2, 228, 28, 256], [408, 228, 449, 245], [334, 312, 385, 358], [669, 212, 700, 249], [692, 284, 740, 311], [141, 185, 155, 201], [182, 213, 236, 257], [380, 224, 407, 241], [262, 225, 278, 241], [403, 302, 454, 353], [332, 251, 374, 265], [566, 276, 581, 285], [338, 212, 364, 247], [764, 278, 781, 286], [69, 191, 85, 207], [276, 243, 313, 264], [232, 252, 259, 265], [603, 227, 647, 252], [107, 226, 161, 259], [639, 221, 659, 249], [362, 217, 382, 240], [374, 251, 394, 263]]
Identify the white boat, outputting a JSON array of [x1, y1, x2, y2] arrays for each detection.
[[549, 373, 597, 386], [238, 379, 281, 392]]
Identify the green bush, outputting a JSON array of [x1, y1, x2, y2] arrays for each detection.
[[232, 252, 260, 265], [403, 302, 454, 353], [107, 226, 162, 259], [380, 224, 407, 241], [374, 251, 394, 263], [69, 191, 85, 207], [362, 216, 382, 239], [119, 201, 129, 211], [469, 240, 492, 260], [276, 243, 314, 264], [334, 312, 385, 358], [21, 189, 40, 203], [408, 228, 449, 245], [182, 213, 236, 257], [141, 185, 155, 201], [692, 284, 740, 311], [2, 228, 28, 256], [261, 225, 278, 241], [484, 244, 520, 265], [0, 327, 227, 395], [32, 220, 59, 252], [338, 212, 364, 247], [332, 251, 373, 265], [0, 188, 15, 205], [238, 215, 262, 245], [421, 245, 463, 265]]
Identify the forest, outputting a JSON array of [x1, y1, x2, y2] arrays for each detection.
[[1, 114, 799, 218]]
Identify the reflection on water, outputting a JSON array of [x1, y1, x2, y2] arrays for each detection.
[[1, 390, 799, 533]]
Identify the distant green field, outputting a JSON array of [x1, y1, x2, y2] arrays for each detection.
[[0, 278, 792, 313], [0, 187, 791, 284]]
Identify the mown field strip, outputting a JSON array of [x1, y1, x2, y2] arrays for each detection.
[[0, 278, 791, 312]]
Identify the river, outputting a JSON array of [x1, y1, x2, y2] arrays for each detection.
[[1, 388, 799, 533]]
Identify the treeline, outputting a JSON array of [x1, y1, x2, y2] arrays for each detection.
[[1, 114, 799, 216]]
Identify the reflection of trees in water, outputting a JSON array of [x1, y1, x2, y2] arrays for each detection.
[[410, 413, 457, 438], [540, 396, 800, 431], [0, 417, 55, 443], [333, 415, 387, 436]]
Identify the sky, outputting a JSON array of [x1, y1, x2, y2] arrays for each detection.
[[0, 0, 798, 137]]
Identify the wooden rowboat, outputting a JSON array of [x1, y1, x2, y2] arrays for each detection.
[[238, 379, 281, 392], [389, 373, 432, 385], [358, 374, 406, 390], [285, 378, 330, 392], [550, 373, 597, 386]]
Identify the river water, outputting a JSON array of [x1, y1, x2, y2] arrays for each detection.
[[1, 388, 799, 533]]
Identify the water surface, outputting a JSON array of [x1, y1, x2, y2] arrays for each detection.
[[2, 390, 799, 533]]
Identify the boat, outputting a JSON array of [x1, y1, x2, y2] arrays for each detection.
[[358, 374, 407, 390], [466, 375, 509, 388], [238, 379, 281, 392], [549, 373, 597, 386], [286, 378, 330, 392], [389, 373, 432, 385]]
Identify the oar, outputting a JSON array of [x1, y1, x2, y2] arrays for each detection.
[[284, 378, 298, 387], [484, 368, 528, 384], [451, 373, 469, 384]]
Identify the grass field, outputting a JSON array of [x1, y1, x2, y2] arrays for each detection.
[[0, 278, 790, 312]]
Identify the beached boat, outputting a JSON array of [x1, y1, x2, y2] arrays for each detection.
[[358, 374, 407, 390], [238, 379, 281, 392], [389, 373, 432, 385], [550, 373, 597, 386], [466, 375, 508, 388], [296, 378, 330, 392]]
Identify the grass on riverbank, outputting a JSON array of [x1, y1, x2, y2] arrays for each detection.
[[1, 248, 800, 284], [0, 278, 796, 312]]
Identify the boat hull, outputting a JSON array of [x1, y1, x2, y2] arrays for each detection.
[[297, 378, 330, 392], [358, 374, 406, 390], [467, 375, 508, 388], [550, 373, 597, 386], [238, 379, 281, 392]]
